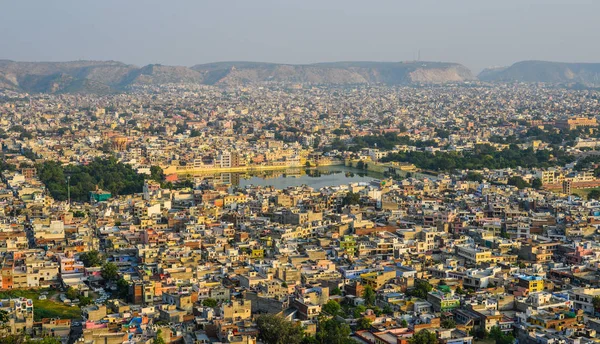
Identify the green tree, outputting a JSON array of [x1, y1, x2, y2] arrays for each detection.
[[400, 319, 408, 328], [465, 172, 484, 182], [256, 314, 304, 344], [202, 298, 218, 308], [507, 176, 530, 189], [79, 250, 102, 267], [353, 305, 367, 318], [101, 262, 119, 281], [0, 309, 8, 323], [362, 285, 376, 306], [593, 296, 600, 313], [441, 318, 456, 329], [472, 327, 489, 339], [331, 287, 341, 296], [322, 300, 341, 316], [36, 157, 146, 202], [116, 277, 130, 300], [73, 210, 86, 218], [79, 296, 93, 307], [0, 335, 61, 344], [383, 304, 393, 315], [588, 189, 600, 200], [150, 166, 165, 182], [356, 317, 372, 330], [407, 280, 433, 299], [531, 178, 543, 189], [315, 318, 352, 344], [490, 326, 514, 344], [410, 330, 438, 344], [343, 192, 360, 206], [153, 330, 166, 344], [66, 287, 78, 300]]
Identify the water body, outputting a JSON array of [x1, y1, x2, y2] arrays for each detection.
[[190, 165, 435, 190], [239, 166, 384, 189]]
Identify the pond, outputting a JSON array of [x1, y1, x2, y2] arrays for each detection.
[[239, 166, 384, 189], [187, 166, 385, 189]]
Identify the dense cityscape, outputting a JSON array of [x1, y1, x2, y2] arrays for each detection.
[[2, 79, 600, 344]]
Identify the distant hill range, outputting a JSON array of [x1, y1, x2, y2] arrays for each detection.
[[2, 59, 600, 94], [479, 61, 600, 86], [0, 60, 473, 94]]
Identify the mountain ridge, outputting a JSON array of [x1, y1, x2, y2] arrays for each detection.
[[0, 59, 475, 94], [4, 59, 600, 93], [479, 60, 600, 86]]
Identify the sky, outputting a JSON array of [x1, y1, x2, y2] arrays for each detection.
[[1, 0, 599, 72]]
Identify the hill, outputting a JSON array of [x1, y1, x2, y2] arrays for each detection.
[[0, 59, 475, 93], [191, 61, 474, 85], [478, 61, 600, 85]]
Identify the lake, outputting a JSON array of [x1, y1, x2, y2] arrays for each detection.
[[188, 166, 384, 189], [239, 166, 384, 189]]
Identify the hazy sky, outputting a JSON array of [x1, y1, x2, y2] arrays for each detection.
[[2, 0, 599, 72]]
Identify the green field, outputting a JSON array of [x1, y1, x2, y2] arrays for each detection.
[[0, 289, 81, 321], [571, 188, 600, 199]]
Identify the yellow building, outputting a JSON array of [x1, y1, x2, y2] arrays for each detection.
[[518, 275, 544, 292], [360, 270, 396, 290], [250, 249, 264, 259]]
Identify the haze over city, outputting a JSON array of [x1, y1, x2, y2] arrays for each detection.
[[2, 0, 600, 71], [5, 2, 600, 344]]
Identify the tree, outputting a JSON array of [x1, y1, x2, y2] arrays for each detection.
[[73, 210, 86, 218], [472, 327, 489, 339], [531, 178, 543, 189], [153, 330, 166, 344], [36, 157, 146, 202], [441, 318, 456, 329], [79, 296, 93, 307], [383, 304, 393, 315], [0, 309, 8, 323], [465, 172, 484, 182], [66, 287, 78, 300], [593, 296, 600, 313], [490, 326, 514, 344], [202, 298, 218, 308], [331, 287, 341, 296], [507, 176, 530, 189], [410, 330, 438, 344], [353, 305, 367, 318], [150, 166, 165, 182], [588, 189, 600, 200], [400, 319, 408, 328], [256, 314, 304, 344], [356, 160, 368, 170], [343, 192, 360, 206], [0, 335, 61, 344], [362, 285, 376, 306], [116, 277, 130, 300], [356, 317, 372, 330], [322, 300, 341, 316], [407, 280, 433, 299], [79, 250, 102, 267], [101, 262, 119, 281], [315, 318, 352, 344]]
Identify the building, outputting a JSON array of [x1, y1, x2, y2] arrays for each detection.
[[569, 288, 600, 314], [518, 275, 544, 293], [427, 289, 461, 312]]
